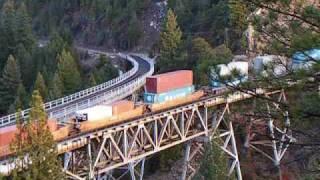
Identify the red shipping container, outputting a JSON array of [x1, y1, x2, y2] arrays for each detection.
[[0, 120, 58, 147], [0, 125, 17, 147], [47, 119, 58, 132], [146, 70, 193, 93], [111, 100, 135, 115]]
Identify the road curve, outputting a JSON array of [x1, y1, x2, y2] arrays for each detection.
[[48, 54, 152, 119], [0, 50, 154, 127]]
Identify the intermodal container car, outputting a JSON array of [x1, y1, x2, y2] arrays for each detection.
[[145, 70, 193, 93], [144, 85, 195, 104], [292, 49, 320, 70], [210, 61, 248, 88], [111, 100, 135, 115], [75, 105, 113, 121]]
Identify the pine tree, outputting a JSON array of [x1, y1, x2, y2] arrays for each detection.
[[159, 9, 182, 72], [0, 0, 17, 67], [57, 49, 81, 95], [8, 83, 28, 113], [15, 43, 34, 88], [0, 55, 21, 114], [229, 0, 248, 32], [194, 138, 229, 180], [48, 72, 64, 100], [33, 72, 48, 100], [16, 2, 35, 52], [127, 12, 142, 49], [10, 90, 64, 179], [88, 73, 97, 87]]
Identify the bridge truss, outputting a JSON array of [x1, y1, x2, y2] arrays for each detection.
[[57, 89, 294, 180]]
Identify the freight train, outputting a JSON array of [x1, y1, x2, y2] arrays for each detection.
[[0, 70, 206, 158], [2, 49, 318, 159]]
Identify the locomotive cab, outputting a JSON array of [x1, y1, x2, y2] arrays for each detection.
[[73, 113, 88, 130]]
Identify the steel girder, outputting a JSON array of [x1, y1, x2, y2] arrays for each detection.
[[63, 103, 209, 179], [57, 89, 286, 180], [244, 90, 295, 178], [181, 104, 242, 180]]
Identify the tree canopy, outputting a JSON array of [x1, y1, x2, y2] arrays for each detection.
[[10, 90, 64, 179]]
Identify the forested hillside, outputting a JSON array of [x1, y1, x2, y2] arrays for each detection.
[[8, 0, 151, 50], [0, 0, 118, 115], [0, 0, 319, 179]]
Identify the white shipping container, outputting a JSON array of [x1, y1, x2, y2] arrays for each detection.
[[76, 105, 113, 121], [215, 62, 249, 77], [217, 64, 229, 76], [228, 62, 249, 75], [252, 55, 288, 76]]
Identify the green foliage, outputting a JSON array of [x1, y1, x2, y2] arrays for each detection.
[[10, 91, 64, 179], [169, 0, 244, 51], [242, 0, 320, 55], [93, 55, 118, 84], [18, 0, 150, 50], [159, 145, 182, 171], [194, 41, 233, 86], [193, 138, 229, 180], [127, 13, 142, 49], [15, 43, 33, 88], [158, 9, 183, 72], [0, 55, 21, 114], [8, 83, 28, 113], [48, 72, 64, 100], [87, 73, 97, 87], [0, 0, 35, 69], [229, 0, 248, 32], [33, 72, 47, 100], [57, 49, 81, 95]]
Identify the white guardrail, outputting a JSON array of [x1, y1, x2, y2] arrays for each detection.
[[0, 53, 148, 127], [50, 54, 154, 122]]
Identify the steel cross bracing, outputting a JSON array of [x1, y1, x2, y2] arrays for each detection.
[[245, 90, 295, 171], [51, 89, 290, 180], [181, 105, 242, 180], [0, 53, 154, 127], [0, 89, 293, 179]]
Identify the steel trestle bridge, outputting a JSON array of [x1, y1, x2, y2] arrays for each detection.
[[0, 51, 295, 180], [56, 88, 293, 180]]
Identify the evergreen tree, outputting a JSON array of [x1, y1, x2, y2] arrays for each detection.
[[15, 43, 34, 88], [48, 72, 64, 100], [159, 9, 182, 72], [10, 90, 64, 179], [8, 83, 28, 113], [16, 2, 35, 52], [88, 73, 97, 87], [93, 55, 118, 84], [33, 72, 48, 100], [229, 0, 248, 32], [195, 44, 233, 86], [194, 139, 229, 180], [191, 37, 215, 65], [0, 55, 21, 114], [0, 0, 17, 68], [57, 49, 81, 95], [127, 12, 142, 49]]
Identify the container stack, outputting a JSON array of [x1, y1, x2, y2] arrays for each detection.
[[75, 100, 135, 121], [211, 61, 249, 88], [144, 70, 195, 104]]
